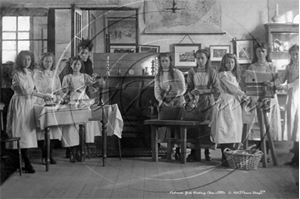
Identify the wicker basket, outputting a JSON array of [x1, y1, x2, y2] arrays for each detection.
[[224, 148, 263, 170]]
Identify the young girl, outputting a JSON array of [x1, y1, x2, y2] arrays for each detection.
[[33, 52, 63, 165], [61, 56, 100, 162], [6, 51, 52, 173], [242, 42, 282, 142], [186, 49, 219, 161], [154, 53, 186, 149], [154, 53, 186, 109], [210, 53, 249, 166], [267, 44, 299, 166]]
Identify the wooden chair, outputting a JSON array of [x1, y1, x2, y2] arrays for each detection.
[[0, 137, 22, 176]]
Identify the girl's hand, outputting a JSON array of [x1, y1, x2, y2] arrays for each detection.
[[43, 94, 53, 102], [277, 84, 288, 91], [264, 81, 274, 88]]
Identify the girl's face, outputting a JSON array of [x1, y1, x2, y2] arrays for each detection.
[[79, 48, 90, 62], [160, 56, 171, 72], [195, 53, 207, 68], [256, 47, 267, 62], [290, 50, 299, 64], [21, 55, 31, 68], [225, 58, 235, 71], [42, 56, 53, 70], [71, 60, 82, 73]]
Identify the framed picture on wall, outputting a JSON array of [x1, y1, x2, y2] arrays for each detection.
[[138, 45, 160, 53], [106, 17, 137, 44], [209, 45, 231, 61], [173, 44, 201, 67], [110, 45, 136, 53], [234, 40, 254, 64]]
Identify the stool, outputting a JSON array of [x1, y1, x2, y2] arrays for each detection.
[[145, 119, 209, 164], [0, 137, 22, 176]]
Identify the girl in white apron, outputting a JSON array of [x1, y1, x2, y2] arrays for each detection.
[[186, 49, 219, 161]]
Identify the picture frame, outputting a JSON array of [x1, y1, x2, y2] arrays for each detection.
[[138, 45, 160, 53], [110, 45, 136, 53], [209, 45, 231, 61], [173, 44, 201, 67], [234, 40, 254, 64], [106, 17, 137, 44]]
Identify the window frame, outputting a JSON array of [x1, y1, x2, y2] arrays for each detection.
[[0, 7, 48, 89]]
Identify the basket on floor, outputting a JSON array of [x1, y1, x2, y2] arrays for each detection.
[[224, 148, 263, 170]]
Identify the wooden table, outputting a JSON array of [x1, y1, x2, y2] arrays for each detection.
[[144, 119, 210, 164], [34, 105, 91, 171]]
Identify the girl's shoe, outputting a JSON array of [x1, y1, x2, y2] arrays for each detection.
[[42, 157, 57, 164], [222, 161, 229, 167], [284, 159, 299, 166], [24, 166, 35, 173], [69, 152, 76, 163], [42, 158, 46, 165], [50, 157, 57, 164], [204, 149, 211, 161]]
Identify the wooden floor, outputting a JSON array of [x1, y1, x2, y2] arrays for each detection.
[[0, 141, 299, 199]]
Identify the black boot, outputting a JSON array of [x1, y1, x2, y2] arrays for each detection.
[[69, 147, 76, 163], [204, 148, 211, 161], [49, 141, 56, 164], [21, 149, 35, 173], [38, 140, 46, 165], [66, 148, 70, 158], [220, 144, 230, 167], [285, 142, 299, 166]]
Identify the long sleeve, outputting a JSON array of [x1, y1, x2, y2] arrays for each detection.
[[219, 73, 245, 99], [83, 73, 94, 85], [208, 69, 219, 94], [154, 77, 162, 102], [84, 59, 94, 76], [287, 78, 299, 89], [186, 68, 195, 92], [274, 67, 288, 86], [12, 71, 34, 95], [173, 69, 186, 96], [62, 75, 72, 93]]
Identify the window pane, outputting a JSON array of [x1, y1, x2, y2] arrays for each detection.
[[3, 41, 16, 50], [18, 17, 30, 31], [2, 50, 16, 63], [3, 32, 16, 40], [3, 17, 16, 31], [18, 32, 30, 39], [18, 41, 30, 51]]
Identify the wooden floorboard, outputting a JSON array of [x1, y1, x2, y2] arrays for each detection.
[[0, 143, 299, 199]]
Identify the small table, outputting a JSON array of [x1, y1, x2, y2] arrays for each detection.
[[144, 119, 209, 164], [34, 105, 91, 171]]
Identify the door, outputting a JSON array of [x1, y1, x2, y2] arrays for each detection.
[[71, 4, 82, 57]]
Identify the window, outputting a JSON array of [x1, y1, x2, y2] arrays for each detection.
[[2, 16, 47, 63]]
